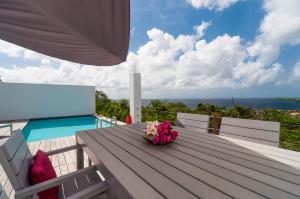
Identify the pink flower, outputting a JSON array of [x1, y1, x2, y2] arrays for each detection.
[[171, 130, 178, 141], [166, 135, 172, 143], [157, 121, 171, 136], [159, 134, 167, 144], [153, 135, 159, 144]]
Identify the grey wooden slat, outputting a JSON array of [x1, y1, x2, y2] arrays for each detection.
[[124, 125, 300, 198], [176, 118, 208, 129], [106, 126, 275, 199], [220, 125, 279, 142], [16, 151, 32, 188], [87, 130, 204, 199], [63, 178, 78, 198], [177, 113, 209, 121], [135, 124, 300, 184], [65, 181, 109, 199], [75, 173, 90, 191], [182, 126, 208, 133], [85, 170, 102, 186], [0, 132, 23, 161], [222, 117, 280, 132], [220, 133, 279, 147], [9, 142, 29, 175], [77, 132, 165, 199], [176, 113, 209, 133]]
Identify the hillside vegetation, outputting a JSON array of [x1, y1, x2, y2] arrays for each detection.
[[96, 91, 300, 152]]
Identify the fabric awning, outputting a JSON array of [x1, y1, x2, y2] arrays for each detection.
[[0, 0, 130, 66]]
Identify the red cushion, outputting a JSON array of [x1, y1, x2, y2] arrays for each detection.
[[30, 150, 58, 199]]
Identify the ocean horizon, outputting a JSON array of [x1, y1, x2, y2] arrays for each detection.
[[141, 98, 300, 110]]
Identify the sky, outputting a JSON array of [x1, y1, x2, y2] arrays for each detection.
[[1, 0, 300, 99]]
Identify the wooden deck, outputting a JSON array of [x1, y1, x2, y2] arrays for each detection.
[[0, 136, 89, 199]]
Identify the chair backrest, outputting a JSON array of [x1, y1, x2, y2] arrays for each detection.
[[0, 130, 33, 191], [0, 183, 8, 199], [176, 113, 210, 133], [220, 117, 280, 147]]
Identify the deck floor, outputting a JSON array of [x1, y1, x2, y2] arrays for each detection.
[[0, 136, 89, 199]]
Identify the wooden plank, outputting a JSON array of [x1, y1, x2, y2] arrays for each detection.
[[177, 113, 209, 121], [219, 133, 278, 147], [176, 118, 208, 129], [124, 125, 300, 198], [77, 132, 165, 199], [0, 133, 23, 160], [63, 178, 78, 198], [220, 125, 279, 142], [222, 117, 280, 132], [65, 181, 109, 199], [181, 126, 208, 133], [89, 129, 232, 199], [9, 142, 29, 175], [15, 151, 32, 188]]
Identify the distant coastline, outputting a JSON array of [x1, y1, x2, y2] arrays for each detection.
[[141, 98, 300, 110]]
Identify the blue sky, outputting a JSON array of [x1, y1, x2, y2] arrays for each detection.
[[130, 0, 263, 51], [1, 0, 300, 98]]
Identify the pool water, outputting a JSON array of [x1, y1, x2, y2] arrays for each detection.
[[22, 116, 112, 142]]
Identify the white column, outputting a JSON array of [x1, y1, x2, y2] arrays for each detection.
[[130, 73, 141, 123]]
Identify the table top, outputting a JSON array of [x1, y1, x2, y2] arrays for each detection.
[[76, 123, 300, 199]]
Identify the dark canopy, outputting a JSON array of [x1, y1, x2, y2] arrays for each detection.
[[0, 0, 130, 66]]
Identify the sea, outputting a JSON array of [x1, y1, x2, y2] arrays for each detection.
[[141, 98, 300, 110]]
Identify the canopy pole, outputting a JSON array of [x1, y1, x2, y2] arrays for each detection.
[[130, 73, 141, 123]]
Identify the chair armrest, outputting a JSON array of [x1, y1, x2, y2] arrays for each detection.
[[15, 166, 98, 199], [32, 145, 80, 157]]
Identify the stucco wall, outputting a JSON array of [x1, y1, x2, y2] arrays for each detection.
[[0, 82, 95, 121]]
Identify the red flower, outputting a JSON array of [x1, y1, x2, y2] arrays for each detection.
[[171, 130, 178, 141]]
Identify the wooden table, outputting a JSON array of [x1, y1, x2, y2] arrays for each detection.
[[76, 123, 300, 199]]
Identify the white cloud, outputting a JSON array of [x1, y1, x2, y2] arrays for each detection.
[[194, 21, 211, 39], [185, 0, 240, 11], [247, 0, 300, 65], [292, 61, 300, 80], [0, 40, 24, 57]]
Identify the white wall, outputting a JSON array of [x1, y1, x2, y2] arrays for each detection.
[[0, 82, 95, 121]]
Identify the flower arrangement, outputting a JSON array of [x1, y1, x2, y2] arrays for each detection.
[[144, 120, 178, 144]]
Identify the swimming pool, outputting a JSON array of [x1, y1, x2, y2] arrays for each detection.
[[22, 116, 112, 142]]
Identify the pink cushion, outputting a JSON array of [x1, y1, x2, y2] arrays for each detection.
[[30, 150, 58, 199]]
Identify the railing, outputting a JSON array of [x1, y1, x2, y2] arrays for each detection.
[[96, 116, 117, 128]]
